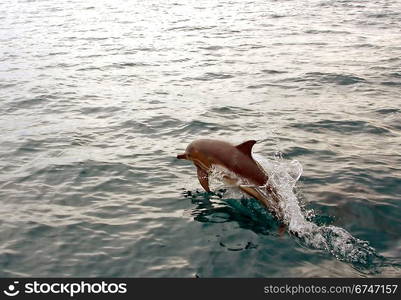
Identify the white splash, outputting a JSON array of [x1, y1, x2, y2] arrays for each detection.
[[216, 153, 379, 266]]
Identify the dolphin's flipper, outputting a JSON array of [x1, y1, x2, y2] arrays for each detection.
[[196, 166, 210, 192]]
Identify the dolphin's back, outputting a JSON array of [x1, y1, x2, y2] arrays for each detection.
[[192, 139, 268, 186]]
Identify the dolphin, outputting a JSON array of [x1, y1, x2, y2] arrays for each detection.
[[177, 139, 284, 220]]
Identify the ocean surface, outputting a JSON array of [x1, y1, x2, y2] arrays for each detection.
[[1, 0, 400, 277]]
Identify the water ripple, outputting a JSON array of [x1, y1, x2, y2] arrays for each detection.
[[0, 0, 400, 277], [292, 119, 392, 135]]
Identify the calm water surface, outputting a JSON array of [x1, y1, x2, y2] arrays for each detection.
[[0, 0, 400, 277]]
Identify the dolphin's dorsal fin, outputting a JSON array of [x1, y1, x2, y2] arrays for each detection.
[[235, 140, 256, 158]]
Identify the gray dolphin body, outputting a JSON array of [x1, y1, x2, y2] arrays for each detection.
[[177, 139, 283, 219]]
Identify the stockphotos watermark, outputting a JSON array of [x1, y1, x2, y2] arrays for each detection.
[[3, 280, 127, 297]]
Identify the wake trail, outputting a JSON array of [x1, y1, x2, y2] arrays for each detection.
[[253, 154, 382, 269]]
